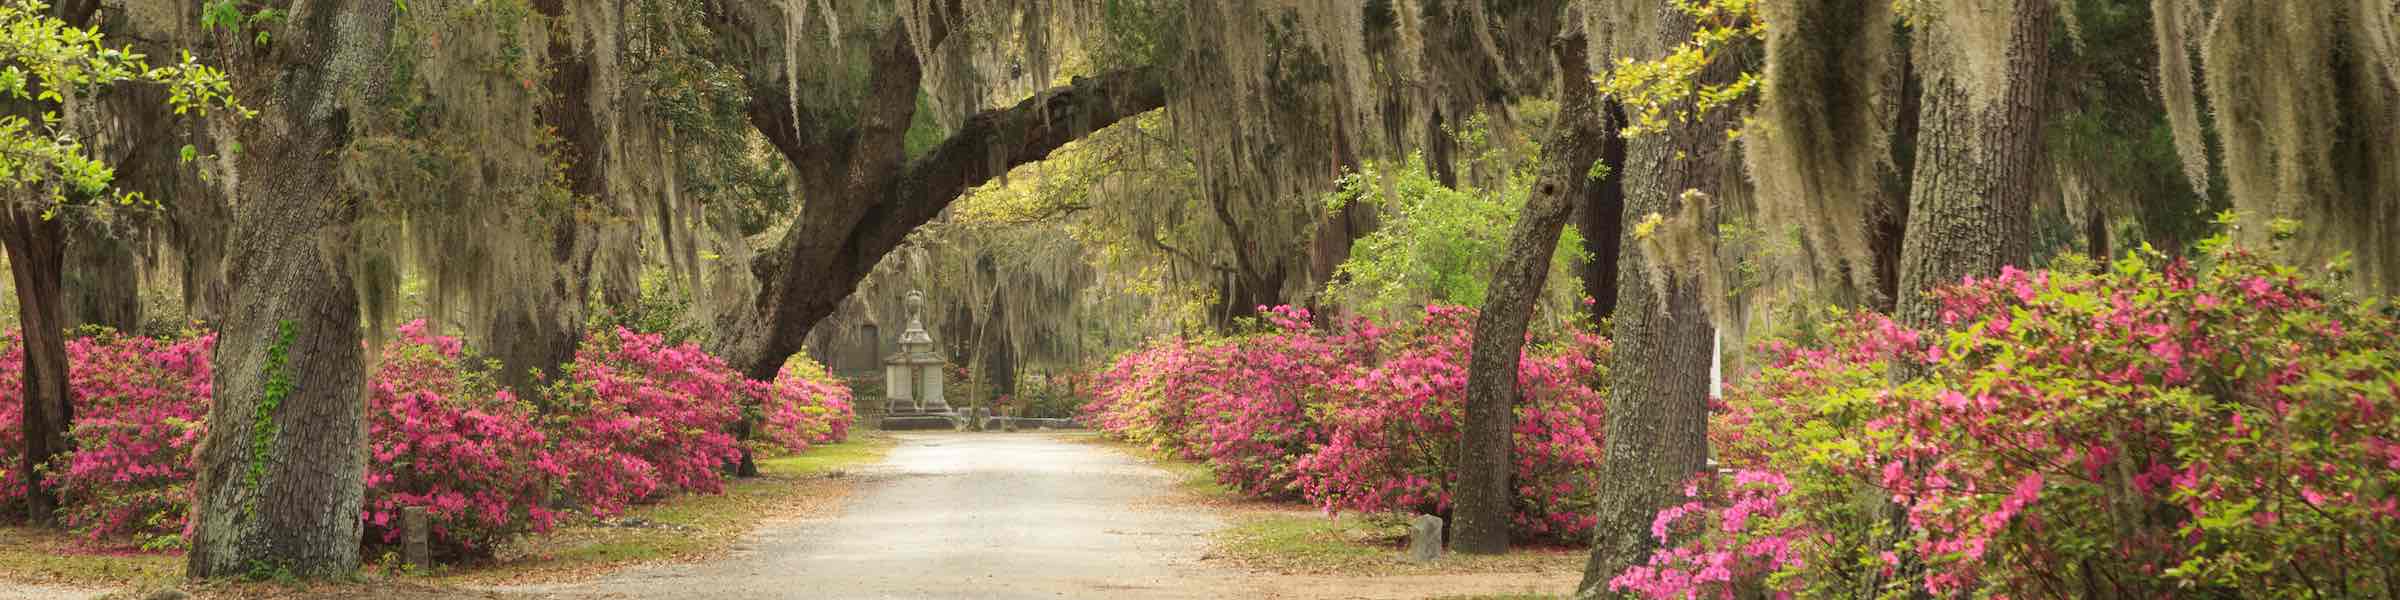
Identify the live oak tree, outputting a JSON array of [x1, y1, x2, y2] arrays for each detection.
[[1574, 2, 1755, 590], [184, 0, 395, 578]]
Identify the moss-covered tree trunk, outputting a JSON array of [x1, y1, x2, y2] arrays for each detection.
[[1576, 101, 1630, 322], [62, 231, 140, 333], [1452, 29, 1606, 555], [1575, 11, 1748, 596], [482, 0, 613, 395], [1892, 2, 2054, 330], [3, 206, 71, 526], [186, 0, 397, 579]]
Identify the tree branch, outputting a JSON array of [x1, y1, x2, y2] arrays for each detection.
[[848, 66, 1170, 274]]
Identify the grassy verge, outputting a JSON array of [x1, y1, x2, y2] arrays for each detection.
[[0, 433, 896, 594], [0, 526, 181, 589], [438, 432, 896, 584], [1075, 433, 1586, 579], [1214, 511, 1585, 577]]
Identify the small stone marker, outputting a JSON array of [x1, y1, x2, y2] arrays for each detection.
[[1408, 514, 1444, 562], [401, 506, 431, 569]]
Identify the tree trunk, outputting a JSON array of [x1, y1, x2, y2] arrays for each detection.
[[1427, 108, 1460, 189], [1, 0, 99, 528], [1865, 4, 2053, 595], [484, 0, 613, 396], [1576, 11, 1749, 595], [62, 230, 141, 333], [187, 0, 396, 579], [1576, 101, 1630, 322], [4, 208, 70, 526], [1892, 2, 2054, 330], [1452, 31, 1606, 555]]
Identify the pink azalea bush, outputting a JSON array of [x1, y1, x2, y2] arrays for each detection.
[[541, 326, 746, 517], [759, 357, 856, 451], [48, 331, 213, 548], [362, 321, 566, 558], [1082, 305, 1613, 542], [1296, 305, 1611, 543], [1, 318, 854, 559], [1613, 245, 2400, 598], [0, 330, 32, 515]]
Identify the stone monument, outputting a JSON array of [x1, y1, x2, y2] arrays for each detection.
[[880, 291, 956, 430]]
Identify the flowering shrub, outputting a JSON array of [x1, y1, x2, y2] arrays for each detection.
[[47, 331, 213, 548], [1614, 246, 2400, 598], [759, 357, 856, 452], [0, 318, 853, 557], [0, 331, 28, 515], [363, 321, 565, 558], [542, 326, 745, 517], [1296, 305, 1611, 543], [1083, 305, 1613, 542]]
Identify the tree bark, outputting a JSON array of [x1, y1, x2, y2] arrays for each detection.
[[186, 0, 396, 579], [1452, 30, 1606, 555], [1576, 101, 1630, 322], [1863, 4, 2052, 595], [1892, 2, 2054, 330], [1576, 10, 1749, 596], [485, 0, 613, 395], [3, 207, 71, 526]]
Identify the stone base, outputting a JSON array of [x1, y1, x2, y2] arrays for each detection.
[[978, 417, 1084, 430], [880, 414, 960, 431]]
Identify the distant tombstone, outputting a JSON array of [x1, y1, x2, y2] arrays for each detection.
[[1408, 514, 1444, 562]]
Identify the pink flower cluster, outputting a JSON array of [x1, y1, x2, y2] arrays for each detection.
[[1082, 305, 1613, 543], [541, 327, 751, 517], [1618, 248, 2400, 598], [363, 321, 565, 557], [759, 359, 855, 452], [29, 331, 212, 549], [0, 320, 857, 560]]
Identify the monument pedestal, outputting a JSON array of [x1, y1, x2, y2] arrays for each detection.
[[878, 291, 958, 430]]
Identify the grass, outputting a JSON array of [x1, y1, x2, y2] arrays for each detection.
[[1214, 511, 1586, 577], [440, 433, 896, 584], [1073, 433, 1587, 578], [0, 433, 897, 593], [0, 526, 181, 589]]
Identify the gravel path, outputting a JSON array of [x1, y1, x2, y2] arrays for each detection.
[[516, 432, 1228, 600]]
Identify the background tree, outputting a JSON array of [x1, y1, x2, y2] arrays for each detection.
[[1452, 24, 1607, 554], [0, 0, 238, 525]]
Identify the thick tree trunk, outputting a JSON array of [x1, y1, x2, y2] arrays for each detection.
[[4, 209, 70, 525], [1575, 11, 1749, 596], [1892, 2, 2054, 330], [1452, 31, 1606, 555], [1576, 101, 1630, 322], [1863, 4, 2052, 595], [187, 0, 396, 579], [62, 231, 140, 333]]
